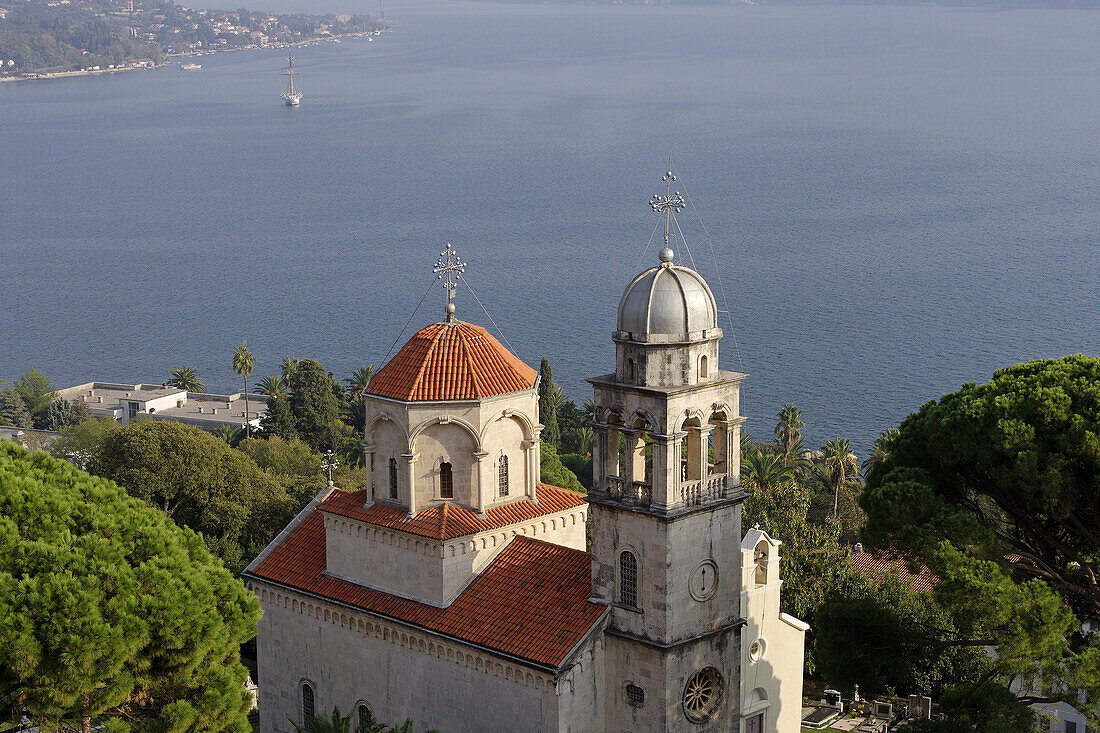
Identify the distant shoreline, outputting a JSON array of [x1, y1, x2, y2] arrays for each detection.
[[0, 29, 385, 85]]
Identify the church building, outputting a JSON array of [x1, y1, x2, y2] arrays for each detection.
[[244, 187, 807, 732]]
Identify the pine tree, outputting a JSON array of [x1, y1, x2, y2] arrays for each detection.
[[0, 386, 33, 428], [538, 358, 560, 448], [0, 441, 260, 730]]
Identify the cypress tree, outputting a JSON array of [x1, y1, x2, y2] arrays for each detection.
[[288, 359, 341, 451], [538, 357, 560, 448]]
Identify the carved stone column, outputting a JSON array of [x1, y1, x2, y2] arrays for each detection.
[[402, 452, 417, 518], [620, 428, 640, 486], [522, 439, 539, 504], [590, 423, 609, 495], [473, 450, 489, 514], [649, 432, 677, 512], [363, 443, 376, 505]]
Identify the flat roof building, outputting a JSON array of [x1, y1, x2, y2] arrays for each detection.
[[57, 382, 268, 431]]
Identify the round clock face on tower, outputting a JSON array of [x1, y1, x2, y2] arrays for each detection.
[[688, 560, 719, 601]]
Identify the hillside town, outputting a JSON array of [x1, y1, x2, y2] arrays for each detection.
[[0, 0, 382, 76]]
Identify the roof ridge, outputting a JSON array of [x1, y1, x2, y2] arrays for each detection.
[[512, 533, 593, 560], [456, 324, 485, 398], [408, 324, 445, 400], [438, 501, 450, 537]]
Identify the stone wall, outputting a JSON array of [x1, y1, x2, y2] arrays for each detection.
[[252, 580, 588, 733]]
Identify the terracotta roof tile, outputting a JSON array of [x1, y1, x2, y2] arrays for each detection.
[[850, 550, 939, 594], [367, 321, 538, 402], [319, 483, 587, 540], [249, 511, 606, 668]]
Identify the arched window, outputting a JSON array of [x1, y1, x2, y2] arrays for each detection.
[[619, 550, 638, 608], [625, 358, 635, 382], [498, 455, 509, 497], [700, 354, 709, 378], [754, 540, 769, 586], [388, 458, 398, 500], [357, 703, 372, 728], [300, 682, 315, 722], [440, 461, 453, 499]]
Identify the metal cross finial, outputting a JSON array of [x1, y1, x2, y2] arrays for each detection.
[[321, 449, 339, 485], [649, 155, 686, 262], [433, 242, 466, 322]]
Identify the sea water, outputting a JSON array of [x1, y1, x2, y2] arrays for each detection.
[[1, 1, 1098, 452]]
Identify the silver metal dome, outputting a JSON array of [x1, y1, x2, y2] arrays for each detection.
[[617, 261, 718, 338]]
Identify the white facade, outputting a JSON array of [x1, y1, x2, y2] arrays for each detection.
[[739, 529, 809, 733]]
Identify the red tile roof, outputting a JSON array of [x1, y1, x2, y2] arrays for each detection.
[[366, 321, 538, 402], [320, 483, 587, 540], [850, 550, 939, 594], [248, 510, 607, 668]]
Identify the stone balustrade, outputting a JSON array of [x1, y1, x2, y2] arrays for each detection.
[[604, 476, 652, 507], [680, 473, 729, 506]]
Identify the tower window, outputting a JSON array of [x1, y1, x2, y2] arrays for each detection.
[[440, 461, 453, 499], [301, 682, 315, 722], [498, 455, 509, 497], [357, 703, 372, 727], [625, 358, 635, 382], [389, 458, 398, 499], [700, 354, 709, 378], [625, 683, 646, 707], [619, 550, 638, 608]]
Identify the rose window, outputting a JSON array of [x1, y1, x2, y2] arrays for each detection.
[[682, 667, 723, 723]]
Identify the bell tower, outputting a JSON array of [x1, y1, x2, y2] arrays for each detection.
[[588, 168, 748, 731]]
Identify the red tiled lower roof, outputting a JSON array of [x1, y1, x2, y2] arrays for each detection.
[[851, 550, 938, 594], [248, 511, 606, 668], [320, 483, 587, 540], [366, 321, 538, 402]]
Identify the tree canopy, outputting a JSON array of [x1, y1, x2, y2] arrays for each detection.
[[287, 359, 342, 451], [857, 356, 1100, 721], [0, 387, 33, 429], [90, 420, 294, 573], [862, 355, 1100, 622], [13, 369, 56, 420], [0, 441, 260, 731]]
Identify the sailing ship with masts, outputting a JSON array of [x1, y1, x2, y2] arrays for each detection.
[[281, 50, 301, 106]]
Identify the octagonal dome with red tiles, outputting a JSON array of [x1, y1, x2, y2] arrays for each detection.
[[366, 320, 537, 402]]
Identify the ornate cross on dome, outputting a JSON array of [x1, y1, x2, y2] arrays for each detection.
[[650, 157, 686, 264], [434, 242, 466, 322]]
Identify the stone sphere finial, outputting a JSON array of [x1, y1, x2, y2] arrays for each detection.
[[659, 247, 674, 264]]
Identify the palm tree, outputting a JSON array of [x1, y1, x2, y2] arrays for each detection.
[[290, 706, 361, 733], [280, 356, 300, 379], [233, 342, 254, 437], [254, 374, 289, 397], [216, 424, 242, 445], [862, 428, 899, 475], [345, 364, 376, 398], [741, 449, 794, 494], [821, 437, 859, 518], [167, 366, 205, 393], [774, 403, 804, 460], [343, 398, 367, 434], [582, 397, 597, 425]]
